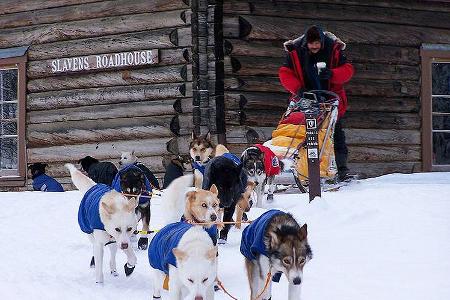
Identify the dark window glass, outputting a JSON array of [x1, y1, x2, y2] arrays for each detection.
[[432, 63, 450, 95], [433, 132, 450, 164], [0, 68, 18, 172], [432, 97, 450, 113], [432, 115, 450, 130]]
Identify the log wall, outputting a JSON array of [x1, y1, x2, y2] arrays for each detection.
[[0, 0, 193, 191], [221, 0, 450, 177]]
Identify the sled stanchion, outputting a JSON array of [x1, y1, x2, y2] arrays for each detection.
[[305, 114, 321, 201]]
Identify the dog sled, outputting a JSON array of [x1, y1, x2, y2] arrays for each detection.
[[264, 90, 340, 193]]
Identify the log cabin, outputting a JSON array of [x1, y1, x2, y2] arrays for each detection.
[[0, 0, 449, 191]]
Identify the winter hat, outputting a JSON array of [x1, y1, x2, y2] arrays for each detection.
[[306, 26, 321, 43]]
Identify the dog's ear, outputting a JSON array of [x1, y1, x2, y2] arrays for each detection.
[[209, 184, 218, 196], [173, 248, 187, 262], [126, 197, 138, 212], [268, 231, 279, 249], [101, 202, 115, 216], [186, 190, 196, 203], [206, 247, 217, 261], [206, 131, 211, 141], [299, 223, 308, 240]]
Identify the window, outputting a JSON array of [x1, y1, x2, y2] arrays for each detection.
[[0, 47, 27, 186], [421, 45, 450, 171]]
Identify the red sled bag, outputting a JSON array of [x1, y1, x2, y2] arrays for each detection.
[[255, 144, 281, 177]]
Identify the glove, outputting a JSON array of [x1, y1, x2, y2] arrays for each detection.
[[319, 68, 333, 80]]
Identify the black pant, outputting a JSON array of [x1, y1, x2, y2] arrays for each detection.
[[333, 119, 349, 174]]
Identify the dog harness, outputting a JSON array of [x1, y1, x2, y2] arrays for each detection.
[[148, 222, 217, 274], [192, 161, 206, 175], [111, 164, 153, 205], [78, 184, 112, 234], [240, 209, 285, 260], [32, 173, 64, 192], [254, 144, 281, 177]]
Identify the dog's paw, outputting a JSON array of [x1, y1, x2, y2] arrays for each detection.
[[111, 270, 119, 277], [90, 256, 95, 268], [138, 237, 148, 250], [216, 222, 225, 231], [124, 263, 135, 276]]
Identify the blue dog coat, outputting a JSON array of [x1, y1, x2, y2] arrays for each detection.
[[78, 184, 112, 234], [222, 153, 241, 166], [32, 174, 64, 192], [240, 209, 285, 261], [192, 161, 206, 175], [148, 222, 217, 274], [111, 164, 152, 205]]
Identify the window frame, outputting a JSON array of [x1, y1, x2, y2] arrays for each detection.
[[0, 55, 27, 186], [421, 44, 450, 172]]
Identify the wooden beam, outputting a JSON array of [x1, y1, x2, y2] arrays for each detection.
[[0, 9, 190, 48], [27, 64, 191, 92], [348, 145, 421, 162], [223, 1, 450, 29], [348, 161, 421, 177], [0, 0, 189, 29], [0, 0, 99, 15], [224, 92, 289, 111], [223, 15, 450, 46], [27, 82, 191, 111], [28, 28, 191, 61], [27, 137, 177, 163], [27, 100, 180, 124], [344, 112, 420, 130], [348, 96, 419, 113]]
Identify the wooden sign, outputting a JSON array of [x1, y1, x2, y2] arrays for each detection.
[[50, 49, 159, 74]]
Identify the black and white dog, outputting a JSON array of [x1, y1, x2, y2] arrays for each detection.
[[78, 156, 118, 187], [241, 145, 285, 207]]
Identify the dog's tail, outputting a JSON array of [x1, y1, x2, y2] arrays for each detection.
[[65, 163, 96, 193], [160, 174, 194, 226]]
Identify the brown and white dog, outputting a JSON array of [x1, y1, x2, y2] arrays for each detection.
[[190, 132, 215, 167], [66, 164, 138, 283], [234, 181, 256, 229], [241, 210, 312, 300]]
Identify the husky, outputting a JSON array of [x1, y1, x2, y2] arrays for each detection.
[[118, 150, 160, 189], [149, 175, 218, 300], [78, 155, 118, 187], [190, 132, 215, 174], [241, 145, 289, 207], [66, 164, 138, 283], [234, 181, 256, 229], [240, 210, 312, 300]]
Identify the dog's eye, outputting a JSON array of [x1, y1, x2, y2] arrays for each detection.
[[201, 203, 207, 208], [298, 257, 306, 265], [213, 203, 217, 207], [126, 188, 131, 193], [188, 278, 194, 283], [201, 148, 206, 152], [126, 227, 132, 232], [283, 257, 292, 265], [202, 277, 208, 283], [115, 228, 121, 233]]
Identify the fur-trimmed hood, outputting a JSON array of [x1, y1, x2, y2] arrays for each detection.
[[283, 30, 346, 52]]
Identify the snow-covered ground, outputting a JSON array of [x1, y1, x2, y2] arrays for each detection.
[[1, 172, 449, 300]]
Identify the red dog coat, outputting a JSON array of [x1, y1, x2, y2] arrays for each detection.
[[255, 144, 281, 177]]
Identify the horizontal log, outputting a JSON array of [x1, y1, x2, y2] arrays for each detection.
[[223, 15, 450, 46], [0, 0, 99, 15], [28, 48, 191, 79], [223, 1, 450, 29], [343, 112, 420, 130], [346, 128, 420, 145], [348, 145, 421, 162], [0, 9, 189, 48], [28, 124, 175, 147], [42, 155, 166, 178], [224, 92, 289, 111], [348, 161, 421, 177], [225, 126, 421, 146], [226, 76, 419, 97], [27, 82, 192, 110], [27, 64, 191, 92], [28, 28, 191, 61], [27, 137, 177, 163], [348, 96, 419, 113], [224, 39, 420, 66], [225, 55, 419, 80], [0, 0, 188, 29], [27, 100, 180, 124]]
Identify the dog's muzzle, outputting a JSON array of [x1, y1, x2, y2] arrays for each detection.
[[120, 243, 129, 250], [210, 214, 217, 221]]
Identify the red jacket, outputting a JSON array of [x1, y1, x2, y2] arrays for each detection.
[[279, 35, 354, 118], [255, 144, 281, 177]]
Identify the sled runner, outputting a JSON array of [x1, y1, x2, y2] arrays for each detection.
[[264, 90, 340, 193]]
